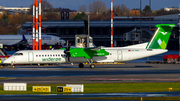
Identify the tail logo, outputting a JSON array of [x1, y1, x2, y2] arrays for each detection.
[[146, 24, 175, 49], [157, 38, 166, 49], [157, 39, 162, 45], [161, 32, 168, 35]]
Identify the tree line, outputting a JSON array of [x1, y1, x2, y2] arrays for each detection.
[[0, 0, 178, 35]]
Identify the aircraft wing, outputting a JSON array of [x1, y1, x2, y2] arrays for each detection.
[[70, 47, 109, 59]]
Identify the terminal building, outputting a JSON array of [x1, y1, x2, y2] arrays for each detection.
[[22, 14, 179, 50], [0, 6, 30, 14]]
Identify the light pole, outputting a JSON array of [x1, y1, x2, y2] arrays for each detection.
[[149, 0, 151, 30]]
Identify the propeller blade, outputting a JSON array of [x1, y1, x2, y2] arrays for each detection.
[[66, 40, 69, 50], [64, 40, 71, 62]]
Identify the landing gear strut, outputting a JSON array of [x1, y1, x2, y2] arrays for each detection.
[[79, 63, 84, 68], [88, 59, 95, 69]]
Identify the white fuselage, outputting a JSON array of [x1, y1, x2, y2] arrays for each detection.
[[70, 48, 167, 63], [4, 50, 66, 64], [0, 35, 66, 46], [3, 48, 167, 64]]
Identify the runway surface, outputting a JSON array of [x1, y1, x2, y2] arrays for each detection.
[[0, 63, 180, 100], [0, 63, 180, 84], [1, 91, 180, 101]]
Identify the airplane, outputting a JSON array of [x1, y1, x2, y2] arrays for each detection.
[[0, 34, 66, 50], [3, 24, 175, 69], [12, 34, 29, 50]]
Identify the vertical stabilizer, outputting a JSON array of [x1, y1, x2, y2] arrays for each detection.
[[22, 34, 27, 42], [146, 24, 175, 49]]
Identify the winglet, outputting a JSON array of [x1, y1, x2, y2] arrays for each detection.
[[146, 24, 175, 49]]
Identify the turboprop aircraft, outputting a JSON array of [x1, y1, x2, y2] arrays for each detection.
[[3, 24, 175, 69]]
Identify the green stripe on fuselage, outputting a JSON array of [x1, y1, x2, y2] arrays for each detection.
[[70, 48, 109, 59]]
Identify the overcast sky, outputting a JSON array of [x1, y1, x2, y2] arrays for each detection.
[[0, 0, 178, 11]]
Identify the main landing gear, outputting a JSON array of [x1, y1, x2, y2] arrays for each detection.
[[79, 59, 95, 69], [90, 64, 95, 69], [79, 63, 84, 68]]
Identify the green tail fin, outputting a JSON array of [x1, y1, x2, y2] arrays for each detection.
[[146, 24, 175, 49]]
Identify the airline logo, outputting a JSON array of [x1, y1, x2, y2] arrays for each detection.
[[157, 38, 166, 49], [42, 57, 61, 61], [42, 36, 52, 40], [161, 32, 168, 35], [94, 53, 105, 55], [157, 39, 162, 45]]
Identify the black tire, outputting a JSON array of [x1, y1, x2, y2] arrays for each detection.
[[79, 63, 84, 68], [90, 64, 95, 69]]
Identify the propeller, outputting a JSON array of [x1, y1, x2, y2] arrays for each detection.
[[64, 40, 71, 62]]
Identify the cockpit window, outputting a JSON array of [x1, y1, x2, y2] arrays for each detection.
[[13, 53, 23, 56]]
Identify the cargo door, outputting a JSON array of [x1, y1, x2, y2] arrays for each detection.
[[28, 52, 34, 62], [117, 50, 122, 60]]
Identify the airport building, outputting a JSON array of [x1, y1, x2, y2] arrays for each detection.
[[22, 14, 179, 49], [0, 6, 30, 14]]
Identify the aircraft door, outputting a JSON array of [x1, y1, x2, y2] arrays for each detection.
[[28, 52, 34, 62], [117, 50, 122, 60]]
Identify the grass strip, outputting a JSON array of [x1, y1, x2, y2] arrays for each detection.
[[0, 82, 179, 94]]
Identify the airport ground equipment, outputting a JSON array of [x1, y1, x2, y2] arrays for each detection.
[[0, 48, 10, 66], [0, 44, 3, 48], [146, 54, 180, 64], [75, 34, 95, 48], [0, 48, 8, 56], [163, 54, 179, 64]]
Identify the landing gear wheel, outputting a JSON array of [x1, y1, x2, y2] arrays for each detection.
[[79, 63, 84, 68], [90, 64, 95, 69]]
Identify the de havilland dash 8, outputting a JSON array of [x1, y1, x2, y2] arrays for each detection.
[[3, 24, 175, 69]]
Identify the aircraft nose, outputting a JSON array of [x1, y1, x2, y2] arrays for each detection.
[[3, 58, 11, 64]]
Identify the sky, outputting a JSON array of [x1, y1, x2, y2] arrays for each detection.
[[0, 0, 178, 11]]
